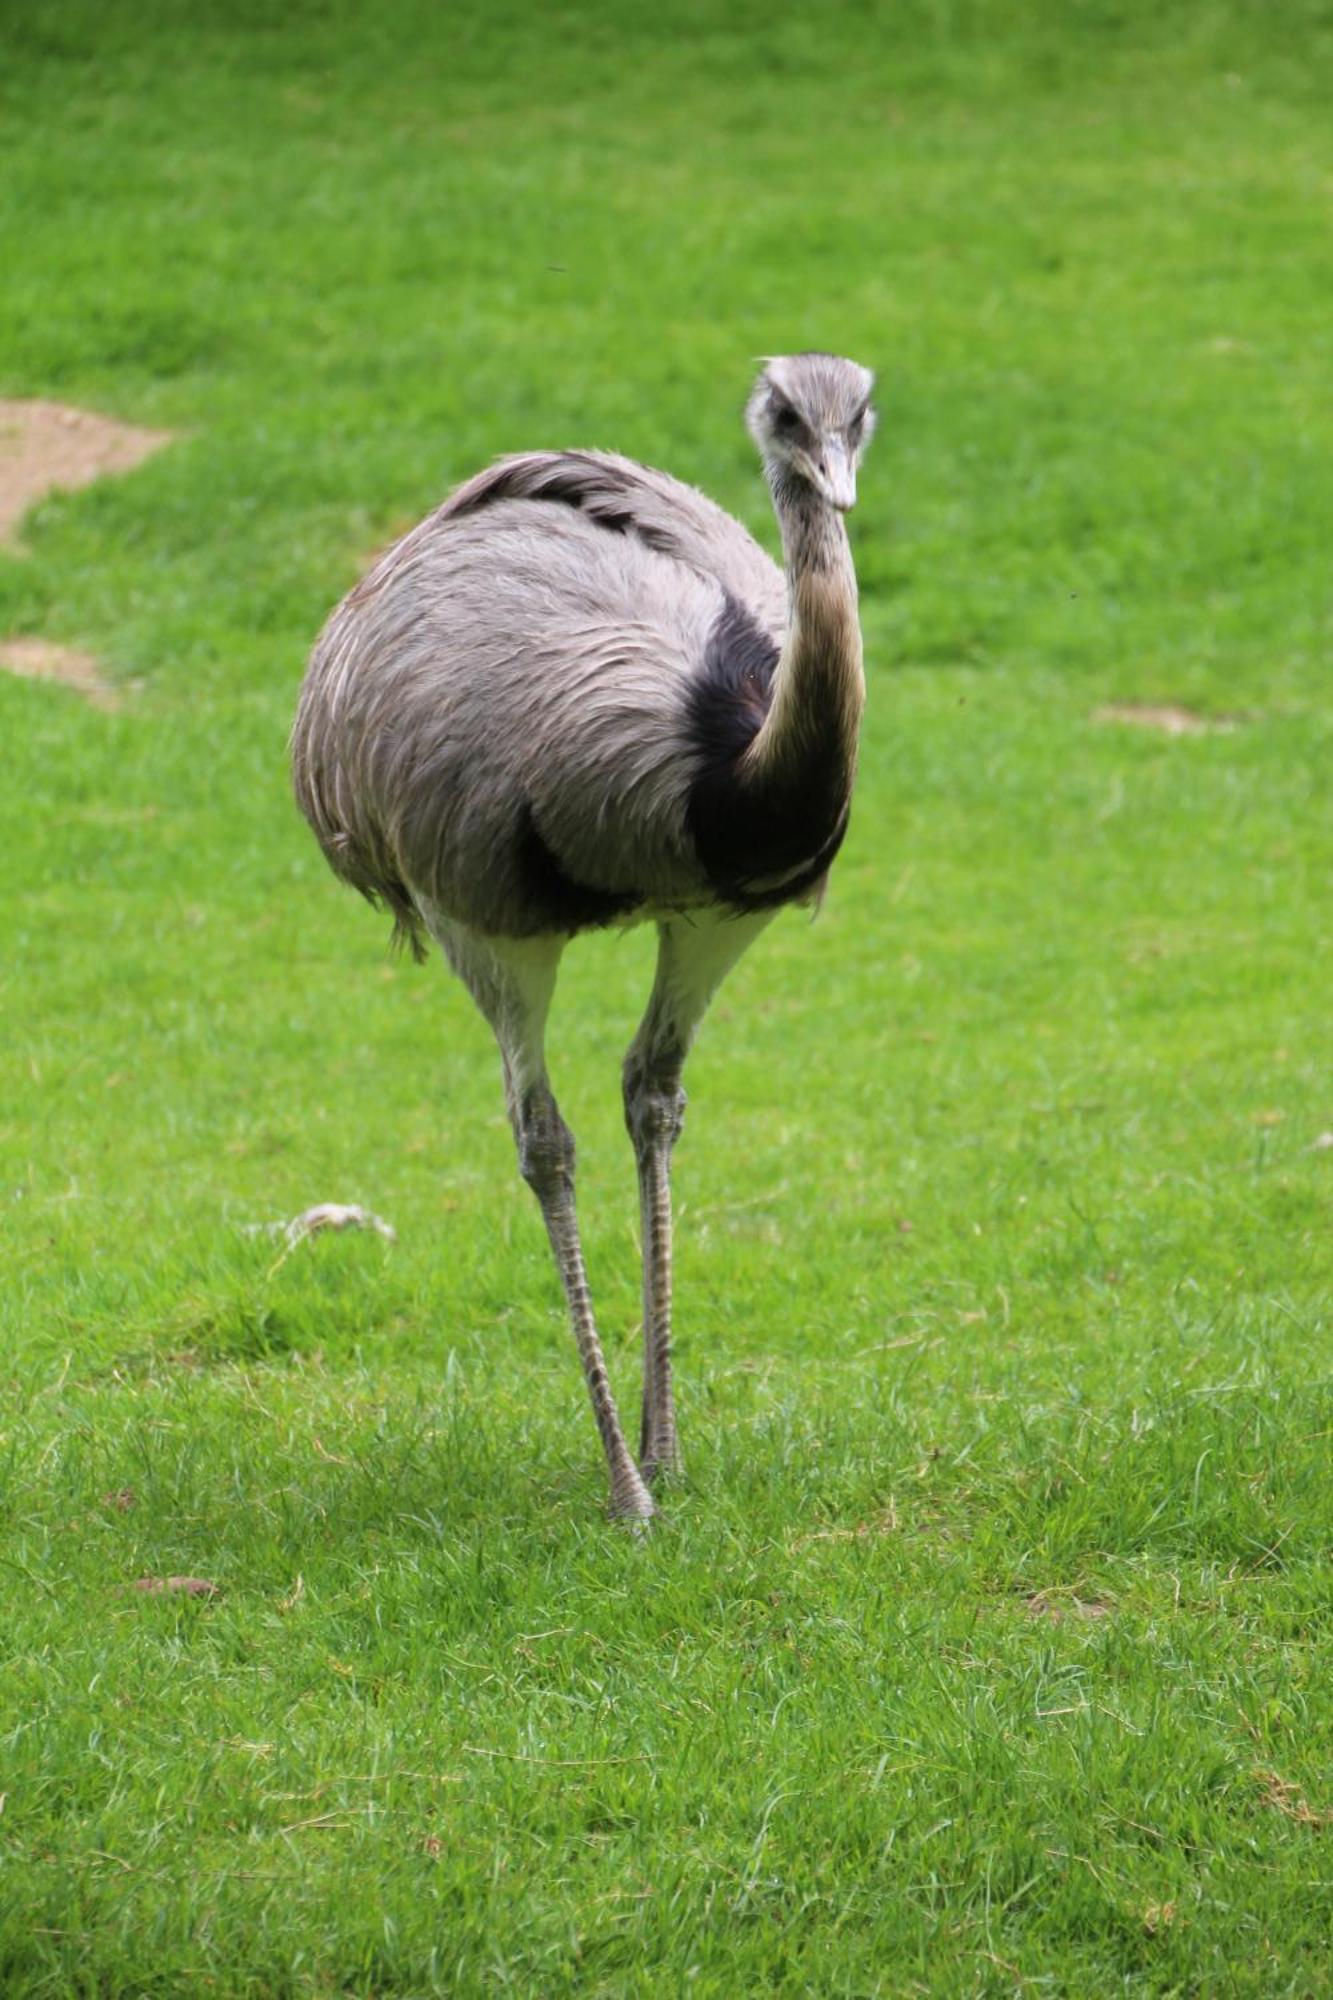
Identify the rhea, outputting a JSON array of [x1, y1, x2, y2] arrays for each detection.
[[292, 352, 876, 1521]]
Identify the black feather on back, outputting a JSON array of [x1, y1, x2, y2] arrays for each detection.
[[442, 454, 682, 555], [684, 595, 852, 912]]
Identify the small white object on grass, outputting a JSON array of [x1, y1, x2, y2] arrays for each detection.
[[242, 1203, 397, 1247]]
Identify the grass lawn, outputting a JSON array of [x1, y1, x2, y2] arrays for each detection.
[[2, 0, 1331, 1990]]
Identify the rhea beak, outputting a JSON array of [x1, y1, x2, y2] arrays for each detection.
[[815, 438, 857, 512]]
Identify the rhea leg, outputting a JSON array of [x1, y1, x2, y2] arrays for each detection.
[[435, 922, 653, 1522], [624, 910, 774, 1482]]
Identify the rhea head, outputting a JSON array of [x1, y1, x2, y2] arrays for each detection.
[[746, 351, 877, 512]]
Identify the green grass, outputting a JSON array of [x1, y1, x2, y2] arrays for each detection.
[[3, 0, 1331, 1991]]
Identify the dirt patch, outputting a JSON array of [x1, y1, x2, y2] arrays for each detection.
[[0, 637, 124, 710], [1025, 1589, 1113, 1622], [1252, 1768, 1330, 1826], [1093, 702, 1239, 737], [129, 1576, 219, 1600], [0, 398, 175, 549]]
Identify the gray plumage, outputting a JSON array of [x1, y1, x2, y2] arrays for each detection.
[[295, 451, 781, 943], [292, 353, 876, 1521]]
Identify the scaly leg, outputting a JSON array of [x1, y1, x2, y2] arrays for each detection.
[[624, 910, 774, 1483], [434, 921, 652, 1522]]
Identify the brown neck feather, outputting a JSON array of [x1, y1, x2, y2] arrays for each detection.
[[743, 477, 865, 788]]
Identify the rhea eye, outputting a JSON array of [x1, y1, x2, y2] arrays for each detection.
[[771, 399, 802, 435], [848, 404, 868, 437]]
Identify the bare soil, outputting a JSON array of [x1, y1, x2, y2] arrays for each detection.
[[0, 637, 124, 709], [0, 399, 175, 704], [1093, 702, 1239, 737], [0, 398, 174, 549]]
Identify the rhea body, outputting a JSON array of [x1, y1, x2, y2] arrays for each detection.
[[292, 353, 876, 1520]]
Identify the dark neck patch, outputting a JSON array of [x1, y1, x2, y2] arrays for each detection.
[[683, 594, 854, 911]]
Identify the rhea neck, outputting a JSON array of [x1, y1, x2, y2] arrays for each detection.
[[743, 462, 865, 786]]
